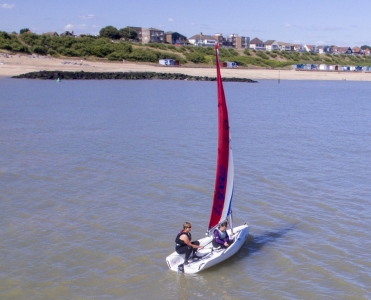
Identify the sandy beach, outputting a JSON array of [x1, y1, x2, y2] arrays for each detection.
[[1, 54, 371, 81]]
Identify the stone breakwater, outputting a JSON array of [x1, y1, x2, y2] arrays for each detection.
[[12, 71, 257, 82]]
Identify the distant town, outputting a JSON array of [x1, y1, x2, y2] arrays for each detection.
[[39, 26, 371, 56], [3, 26, 371, 71]]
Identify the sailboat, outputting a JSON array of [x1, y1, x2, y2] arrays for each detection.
[[165, 43, 249, 274]]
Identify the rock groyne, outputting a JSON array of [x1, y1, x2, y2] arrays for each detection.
[[12, 71, 257, 82]]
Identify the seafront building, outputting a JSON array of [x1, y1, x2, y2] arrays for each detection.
[[35, 25, 369, 57]]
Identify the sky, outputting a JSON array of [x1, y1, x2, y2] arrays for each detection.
[[0, 0, 370, 47]]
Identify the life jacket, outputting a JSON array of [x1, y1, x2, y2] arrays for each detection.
[[175, 230, 191, 248], [214, 228, 227, 240]]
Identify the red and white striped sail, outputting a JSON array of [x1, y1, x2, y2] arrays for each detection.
[[208, 43, 234, 232]]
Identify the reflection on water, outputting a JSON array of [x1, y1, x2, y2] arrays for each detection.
[[1, 79, 371, 299]]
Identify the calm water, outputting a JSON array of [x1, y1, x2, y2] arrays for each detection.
[[1, 78, 371, 299]]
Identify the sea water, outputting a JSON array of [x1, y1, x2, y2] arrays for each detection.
[[1, 78, 370, 299]]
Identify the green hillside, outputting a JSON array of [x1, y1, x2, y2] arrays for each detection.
[[2, 31, 371, 68]]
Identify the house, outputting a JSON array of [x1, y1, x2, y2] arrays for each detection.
[[127, 26, 142, 41], [364, 48, 371, 55], [292, 44, 301, 51], [249, 37, 265, 50], [228, 34, 250, 49], [323, 46, 333, 54], [297, 44, 314, 52], [223, 35, 233, 47], [42, 32, 59, 37], [316, 46, 324, 54], [165, 32, 187, 45], [128, 26, 164, 44], [337, 47, 352, 54], [188, 33, 221, 46], [142, 27, 164, 44], [352, 46, 361, 54], [277, 42, 294, 51], [265, 40, 279, 51], [60, 31, 74, 36]]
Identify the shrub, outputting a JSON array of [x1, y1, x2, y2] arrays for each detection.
[[185, 52, 206, 63], [47, 49, 58, 57], [11, 44, 29, 53], [19, 33, 40, 46], [0, 44, 12, 51], [228, 48, 238, 56], [32, 46, 47, 55], [127, 48, 158, 62], [0, 31, 11, 40], [194, 46, 214, 55], [106, 51, 127, 61], [148, 43, 167, 50], [256, 51, 269, 60], [99, 26, 120, 39]]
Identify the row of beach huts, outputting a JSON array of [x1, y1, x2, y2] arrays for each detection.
[[159, 59, 237, 68], [293, 64, 371, 72]]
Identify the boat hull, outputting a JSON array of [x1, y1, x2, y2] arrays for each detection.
[[166, 224, 249, 274]]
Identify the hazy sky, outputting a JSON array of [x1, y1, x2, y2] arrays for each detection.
[[1, 0, 369, 46]]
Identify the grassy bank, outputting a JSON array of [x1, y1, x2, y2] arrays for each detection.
[[2, 31, 371, 68]]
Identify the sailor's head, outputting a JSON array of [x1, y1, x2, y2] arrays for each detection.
[[219, 221, 228, 230], [183, 222, 192, 230]]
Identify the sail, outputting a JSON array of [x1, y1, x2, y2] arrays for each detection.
[[208, 43, 234, 232]]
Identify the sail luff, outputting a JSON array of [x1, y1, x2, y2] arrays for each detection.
[[208, 43, 234, 232]]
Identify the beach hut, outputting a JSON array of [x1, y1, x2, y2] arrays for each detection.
[[158, 59, 174, 66], [311, 64, 318, 70], [295, 64, 303, 70], [225, 61, 237, 68], [319, 64, 327, 70]]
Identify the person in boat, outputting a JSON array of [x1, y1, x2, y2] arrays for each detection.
[[175, 222, 204, 268], [212, 221, 231, 248]]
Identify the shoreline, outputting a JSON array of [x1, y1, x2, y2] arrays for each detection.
[[1, 55, 371, 81]]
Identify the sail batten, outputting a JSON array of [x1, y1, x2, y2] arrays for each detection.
[[208, 43, 234, 232]]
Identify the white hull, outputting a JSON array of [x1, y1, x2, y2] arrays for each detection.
[[166, 224, 249, 274]]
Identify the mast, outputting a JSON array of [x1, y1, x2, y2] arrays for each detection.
[[207, 43, 234, 234]]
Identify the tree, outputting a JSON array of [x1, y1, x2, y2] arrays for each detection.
[[118, 27, 138, 41], [361, 45, 371, 50], [99, 26, 120, 39], [20, 28, 30, 34]]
